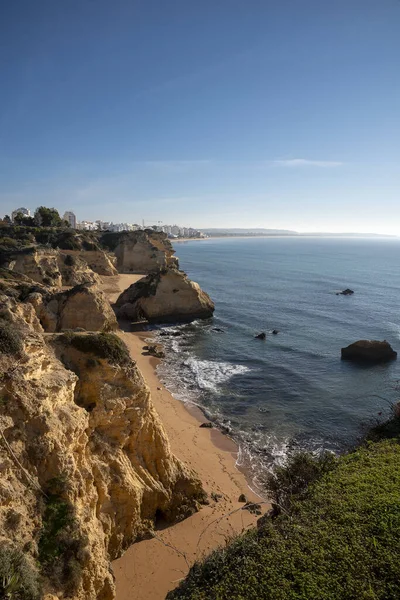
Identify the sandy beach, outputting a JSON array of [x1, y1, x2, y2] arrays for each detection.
[[102, 275, 268, 600]]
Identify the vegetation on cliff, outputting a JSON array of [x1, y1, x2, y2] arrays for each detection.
[[60, 331, 132, 366], [169, 432, 400, 600], [0, 544, 41, 600]]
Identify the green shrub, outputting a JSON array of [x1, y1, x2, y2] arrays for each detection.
[[0, 236, 19, 249], [61, 332, 132, 366], [0, 319, 23, 355], [169, 439, 400, 600], [38, 478, 86, 595], [64, 254, 76, 266], [263, 450, 337, 513], [0, 543, 41, 600]]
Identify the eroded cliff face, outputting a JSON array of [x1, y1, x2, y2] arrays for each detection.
[[9, 249, 63, 287], [110, 230, 179, 274], [115, 268, 215, 323], [7, 248, 110, 288], [0, 297, 205, 600], [28, 282, 118, 333], [59, 250, 118, 277]]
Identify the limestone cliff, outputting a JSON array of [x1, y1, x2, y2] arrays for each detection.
[[8, 248, 62, 287], [6, 248, 103, 288], [0, 296, 205, 600], [115, 268, 215, 323], [59, 250, 118, 277], [57, 253, 102, 286], [28, 282, 118, 332], [103, 230, 179, 274]]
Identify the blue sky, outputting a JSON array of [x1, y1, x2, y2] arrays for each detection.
[[1, 0, 399, 233]]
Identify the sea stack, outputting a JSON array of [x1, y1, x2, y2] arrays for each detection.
[[341, 340, 397, 364], [115, 268, 215, 323]]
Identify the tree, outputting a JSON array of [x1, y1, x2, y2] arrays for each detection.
[[34, 206, 63, 227], [3, 215, 11, 223], [14, 212, 35, 226]]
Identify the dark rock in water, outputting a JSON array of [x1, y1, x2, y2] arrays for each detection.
[[255, 332, 266, 340], [272, 329, 279, 335], [171, 331, 183, 337], [337, 288, 354, 296], [238, 493, 248, 503], [200, 422, 213, 428], [212, 327, 224, 332], [341, 340, 397, 364], [158, 331, 169, 337]]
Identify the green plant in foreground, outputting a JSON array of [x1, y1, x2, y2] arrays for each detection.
[[169, 439, 400, 600]]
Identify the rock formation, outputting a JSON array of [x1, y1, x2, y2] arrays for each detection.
[[28, 283, 118, 332], [60, 250, 118, 277], [0, 295, 205, 600], [8, 248, 62, 287], [115, 268, 215, 323], [57, 253, 102, 287], [106, 230, 179, 274], [6, 248, 107, 288], [341, 340, 397, 363]]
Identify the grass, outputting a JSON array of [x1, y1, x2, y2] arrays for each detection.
[[60, 331, 132, 366], [168, 439, 400, 600]]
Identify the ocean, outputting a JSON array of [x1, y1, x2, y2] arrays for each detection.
[[154, 236, 400, 489]]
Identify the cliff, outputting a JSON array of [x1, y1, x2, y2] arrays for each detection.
[[115, 268, 215, 323], [0, 292, 205, 599], [101, 230, 179, 274], [5, 248, 105, 288], [28, 282, 118, 332]]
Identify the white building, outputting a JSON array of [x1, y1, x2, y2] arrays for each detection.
[[63, 211, 77, 229], [77, 220, 97, 231], [11, 207, 31, 222]]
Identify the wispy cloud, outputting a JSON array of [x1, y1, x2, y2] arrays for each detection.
[[273, 158, 343, 168]]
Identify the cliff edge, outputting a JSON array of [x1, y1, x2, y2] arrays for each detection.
[[0, 287, 205, 599]]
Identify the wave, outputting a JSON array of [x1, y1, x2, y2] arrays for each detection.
[[182, 357, 250, 393]]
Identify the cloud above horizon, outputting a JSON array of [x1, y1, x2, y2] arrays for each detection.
[[273, 159, 343, 168]]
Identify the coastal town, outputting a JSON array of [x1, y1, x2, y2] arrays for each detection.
[[4, 206, 206, 239]]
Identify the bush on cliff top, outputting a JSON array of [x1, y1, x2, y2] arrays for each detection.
[[61, 332, 132, 366], [168, 439, 400, 600]]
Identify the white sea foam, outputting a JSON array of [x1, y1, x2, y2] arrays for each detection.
[[182, 357, 250, 393]]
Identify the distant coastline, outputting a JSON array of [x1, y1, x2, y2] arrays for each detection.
[[173, 232, 398, 243]]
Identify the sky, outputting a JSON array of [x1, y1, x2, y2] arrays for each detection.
[[0, 0, 399, 233]]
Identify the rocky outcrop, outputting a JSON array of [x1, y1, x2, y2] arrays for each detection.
[[115, 269, 215, 323], [57, 253, 102, 287], [60, 250, 118, 277], [0, 298, 205, 600], [28, 283, 118, 332], [8, 248, 62, 287], [341, 340, 397, 363], [107, 230, 179, 274], [7, 248, 105, 288]]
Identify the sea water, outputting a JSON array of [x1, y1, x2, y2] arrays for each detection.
[[155, 237, 400, 487]]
